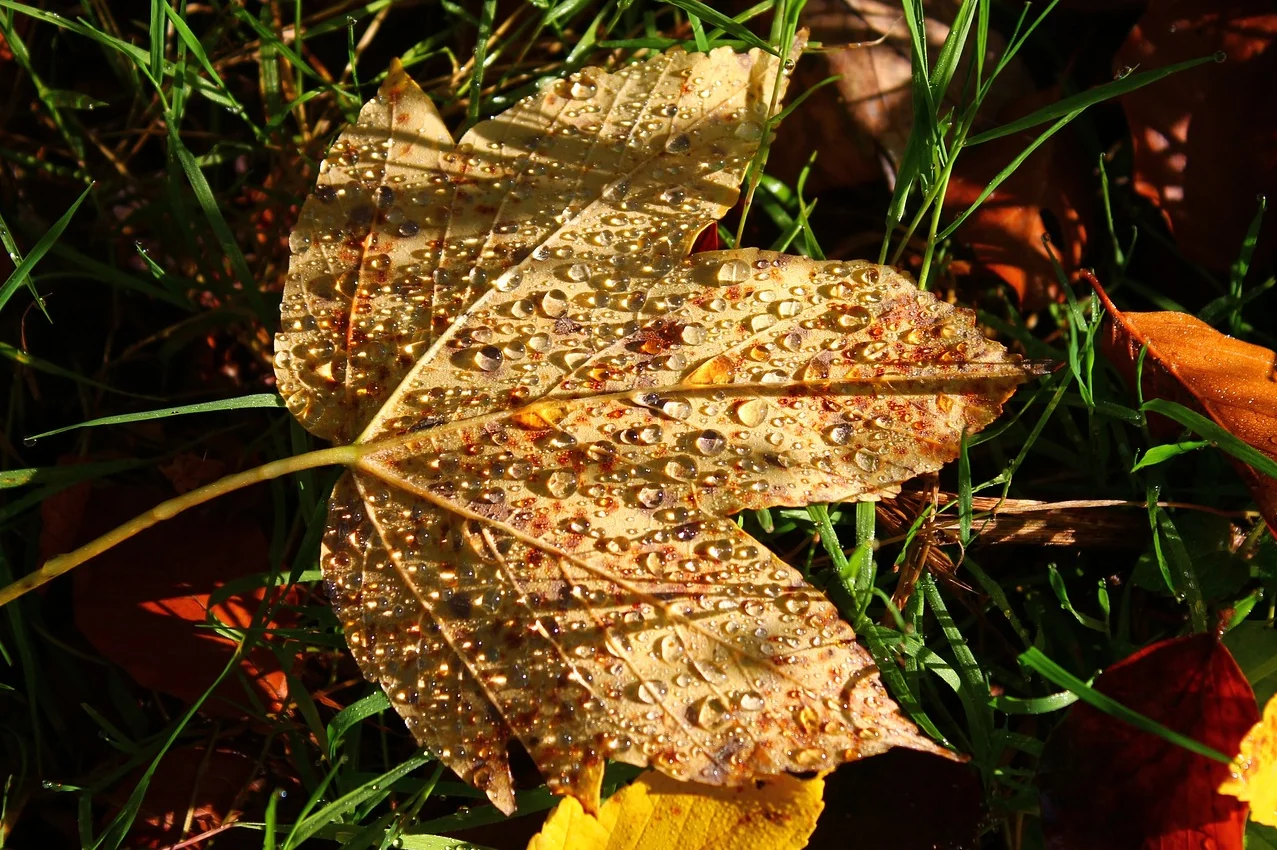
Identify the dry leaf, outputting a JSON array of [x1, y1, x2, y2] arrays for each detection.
[[771, 0, 1034, 194], [72, 485, 294, 717], [1091, 274, 1277, 538], [527, 770, 823, 850], [274, 43, 1038, 814], [1220, 695, 1277, 826], [944, 87, 1091, 308], [1114, 0, 1277, 270]]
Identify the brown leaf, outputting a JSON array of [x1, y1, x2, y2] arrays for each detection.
[[73, 485, 295, 717], [104, 746, 261, 849], [1037, 634, 1259, 850], [771, 0, 1034, 194], [275, 43, 1040, 814], [1090, 273, 1277, 538], [1114, 0, 1277, 270], [944, 88, 1091, 308]]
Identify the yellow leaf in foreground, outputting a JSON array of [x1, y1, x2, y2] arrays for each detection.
[[1220, 694, 1277, 826], [528, 770, 824, 850], [275, 34, 1039, 815]]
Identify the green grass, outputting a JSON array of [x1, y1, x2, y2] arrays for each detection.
[[0, 1, 1273, 848]]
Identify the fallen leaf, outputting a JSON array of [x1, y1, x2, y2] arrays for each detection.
[[771, 0, 1034, 194], [1114, 0, 1277, 270], [275, 44, 1038, 814], [1220, 695, 1277, 827], [1091, 274, 1277, 538], [104, 745, 261, 849], [1037, 633, 1259, 849], [73, 485, 295, 717], [527, 770, 822, 850], [945, 88, 1091, 308]]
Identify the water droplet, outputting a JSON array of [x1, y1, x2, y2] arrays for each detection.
[[397, 220, 420, 237], [738, 691, 765, 711], [570, 80, 597, 99], [665, 133, 691, 154], [660, 188, 686, 205], [825, 424, 852, 446], [735, 120, 764, 141], [732, 398, 768, 427], [566, 263, 590, 282], [853, 448, 880, 472], [791, 747, 825, 768], [541, 289, 569, 318], [636, 485, 666, 509], [604, 179, 630, 201], [716, 259, 750, 284], [664, 457, 697, 481], [473, 345, 503, 372], [775, 299, 801, 318], [750, 314, 776, 332], [661, 398, 692, 420], [782, 595, 811, 614], [637, 679, 669, 704], [702, 539, 734, 561], [495, 272, 523, 292], [545, 471, 579, 499], [694, 430, 727, 456], [854, 341, 889, 361], [655, 634, 683, 663]]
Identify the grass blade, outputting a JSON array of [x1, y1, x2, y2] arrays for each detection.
[[26, 394, 285, 443], [0, 183, 92, 317]]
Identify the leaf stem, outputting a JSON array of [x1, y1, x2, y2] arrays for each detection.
[[0, 444, 365, 608]]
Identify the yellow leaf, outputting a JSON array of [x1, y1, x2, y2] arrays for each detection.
[[528, 770, 824, 850], [275, 36, 1040, 816], [1220, 694, 1277, 825]]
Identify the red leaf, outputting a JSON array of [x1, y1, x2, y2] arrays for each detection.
[[1114, 0, 1277, 270], [1037, 634, 1259, 849], [71, 485, 295, 717], [691, 223, 719, 254]]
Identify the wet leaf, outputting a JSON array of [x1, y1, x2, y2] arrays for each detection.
[[275, 44, 1039, 814], [1037, 634, 1259, 849], [1220, 695, 1277, 827], [527, 770, 822, 850], [1091, 275, 1277, 538]]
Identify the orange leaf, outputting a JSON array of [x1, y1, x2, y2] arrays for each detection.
[[73, 485, 295, 717], [1220, 695, 1277, 826], [1090, 273, 1277, 538]]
